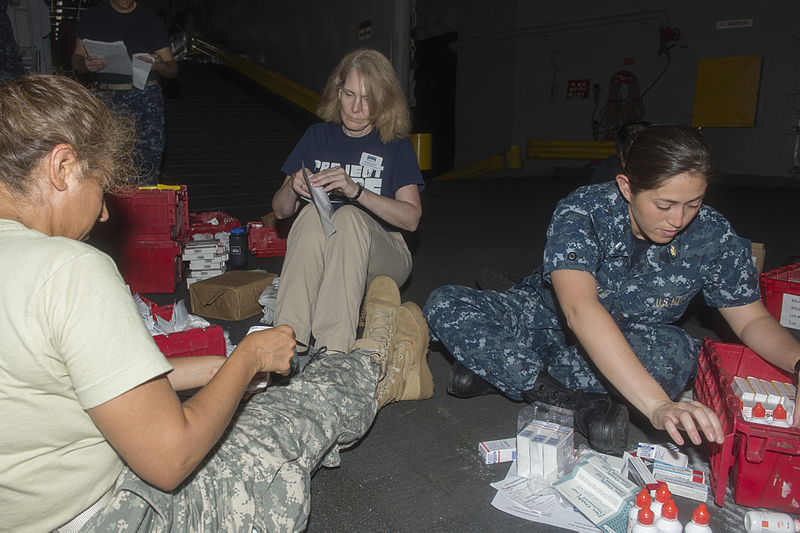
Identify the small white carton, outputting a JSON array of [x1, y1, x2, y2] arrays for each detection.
[[636, 442, 688, 468], [478, 438, 516, 464]]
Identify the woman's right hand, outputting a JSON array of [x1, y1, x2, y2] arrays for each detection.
[[289, 167, 312, 200], [83, 55, 107, 73], [648, 399, 725, 446], [234, 324, 296, 375]]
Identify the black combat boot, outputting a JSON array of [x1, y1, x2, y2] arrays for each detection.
[[448, 362, 500, 398], [522, 371, 629, 455]]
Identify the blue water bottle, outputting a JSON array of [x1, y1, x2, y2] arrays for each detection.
[[229, 226, 249, 269]]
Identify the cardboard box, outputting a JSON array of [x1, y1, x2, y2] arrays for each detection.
[[189, 270, 276, 321], [751, 242, 766, 274]]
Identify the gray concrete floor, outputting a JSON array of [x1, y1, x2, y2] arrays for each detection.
[[133, 62, 800, 531]]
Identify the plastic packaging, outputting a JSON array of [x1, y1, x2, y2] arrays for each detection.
[[744, 510, 800, 532], [633, 507, 656, 532], [628, 488, 653, 533], [258, 276, 280, 325], [655, 499, 682, 533], [516, 401, 574, 483], [684, 504, 712, 532], [229, 226, 249, 269]]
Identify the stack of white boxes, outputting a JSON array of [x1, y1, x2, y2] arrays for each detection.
[[183, 239, 228, 287]]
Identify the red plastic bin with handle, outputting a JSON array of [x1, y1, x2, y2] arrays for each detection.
[[247, 221, 287, 257], [119, 239, 183, 294], [188, 211, 241, 238], [695, 338, 800, 512], [139, 297, 226, 358], [106, 185, 189, 241], [759, 263, 800, 330]]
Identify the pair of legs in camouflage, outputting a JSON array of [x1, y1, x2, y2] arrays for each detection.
[[103, 84, 165, 185], [424, 283, 700, 400], [82, 277, 433, 532]]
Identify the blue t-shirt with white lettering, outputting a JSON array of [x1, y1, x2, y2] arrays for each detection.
[[281, 123, 424, 230]]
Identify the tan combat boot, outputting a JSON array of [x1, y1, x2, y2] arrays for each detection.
[[351, 275, 400, 379], [375, 301, 434, 408]]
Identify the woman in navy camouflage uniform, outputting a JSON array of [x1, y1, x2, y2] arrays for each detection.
[[425, 124, 800, 451]]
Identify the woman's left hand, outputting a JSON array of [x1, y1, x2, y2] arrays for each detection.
[[309, 166, 360, 200], [648, 399, 725, 446]]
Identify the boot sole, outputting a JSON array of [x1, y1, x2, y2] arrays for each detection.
[[591, 402, 630, 455]]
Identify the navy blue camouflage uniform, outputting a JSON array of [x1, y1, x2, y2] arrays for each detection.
[[76, 2, 170, 185], [424, 181, 760, 400], [0, 0, 24, 83]]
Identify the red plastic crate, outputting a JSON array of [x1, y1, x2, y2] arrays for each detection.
[[137, 297, 226, 358], [695, 338, 800, 512], [153, 325, 226, 358], [760, 263, 800, 330], [247, 221, 287, 257], [119, 239, 183, 294], [188, 211, 241, 238], [106, 185, 189, 241]]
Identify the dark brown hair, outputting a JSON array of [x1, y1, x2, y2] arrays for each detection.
[[623, 124, 716, 193]]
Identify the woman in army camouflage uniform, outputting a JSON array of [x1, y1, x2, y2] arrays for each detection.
[[425, 124, 800, 454]]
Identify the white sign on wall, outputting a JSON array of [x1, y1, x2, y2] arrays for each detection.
[[716, 19, 754, 30]]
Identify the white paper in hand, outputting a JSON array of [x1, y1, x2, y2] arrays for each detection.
[[131, 53, 153, 89], [302, 162, 337, 238], [82, 39, 132, 75]]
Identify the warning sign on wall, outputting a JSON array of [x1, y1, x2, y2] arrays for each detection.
[[567, 79, 590, 99]]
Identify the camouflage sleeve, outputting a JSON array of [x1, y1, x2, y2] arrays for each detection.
[[700, 213, 761, 308], [542, 192, 602, 283]]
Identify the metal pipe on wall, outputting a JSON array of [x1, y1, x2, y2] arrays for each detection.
[[392, 0, 410, 97], [452, 10, 671, 49]]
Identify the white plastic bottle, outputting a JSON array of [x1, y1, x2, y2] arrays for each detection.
[[655, 499, 682, 533], [651, 482, 671, 519], [684, 503, 712, 533], [744, 510, 800, 532], [628, 488, 653, 533], [633, 507, 657, 533]]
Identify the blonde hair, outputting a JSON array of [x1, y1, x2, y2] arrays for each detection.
[[0, 75, 136, 197], [317, 49, 411, 144]]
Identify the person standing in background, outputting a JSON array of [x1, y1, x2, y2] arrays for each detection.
[[71, 0, 177, 185], [0, 0, 24, 83]]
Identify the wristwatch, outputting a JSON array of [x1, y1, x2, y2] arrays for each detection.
[[350, 183, 364, 202]]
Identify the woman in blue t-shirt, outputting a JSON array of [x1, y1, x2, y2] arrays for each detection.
[[271, 50, 430, 396]]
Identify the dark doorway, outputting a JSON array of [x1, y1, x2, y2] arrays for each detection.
[[412, 31, 457, 177]]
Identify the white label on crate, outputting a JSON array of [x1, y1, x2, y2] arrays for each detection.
[[780, 293, 800, 330]]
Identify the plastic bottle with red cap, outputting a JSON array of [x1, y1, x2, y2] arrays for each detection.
[[628, 488, 653, 533], [633, 507, 657, 533], [744, 510, 800, 532], [655, 499, 682, 532], [650, 481, 671, 519], [684, 503, 712, 532]]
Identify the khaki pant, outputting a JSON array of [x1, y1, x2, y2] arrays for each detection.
[[274, 204, 412, 352]]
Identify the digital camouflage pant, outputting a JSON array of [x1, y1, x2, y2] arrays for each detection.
[[84, 349, 379, 532], [103, 84, 165, 185], [424, 284, 701, 401]]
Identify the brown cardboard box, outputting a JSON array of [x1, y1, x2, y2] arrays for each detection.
[[189, 270, 276, 321], [752, 242, 766, 274]]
